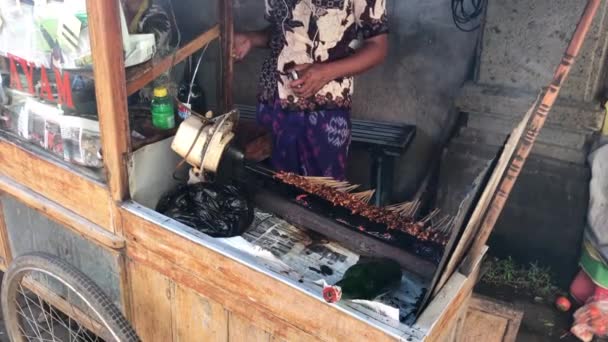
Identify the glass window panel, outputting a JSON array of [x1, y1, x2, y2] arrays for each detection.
[[0, 0, 104, 182]]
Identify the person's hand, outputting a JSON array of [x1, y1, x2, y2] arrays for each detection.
[[289, 63, 333, 99], [233, 33, 252, 61]]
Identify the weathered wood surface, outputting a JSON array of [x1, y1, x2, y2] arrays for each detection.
[[175, 282, 229, 342], [87, 0, 131, 203], [128, 260, 174, 342], [0, 195, 10, 269], [462, 309, 507, 342], [0, 138, 111, 229], [437, 292, 471, 342], [416, 247, 486, 341], [228, 313, 272, 342], [125, 25, 220, 96], [460, 295, 523, 342], [127, 260, 317, 342]]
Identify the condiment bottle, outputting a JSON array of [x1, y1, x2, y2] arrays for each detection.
[[151, 86, 175, 129]]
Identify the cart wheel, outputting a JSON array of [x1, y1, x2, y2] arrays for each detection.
[[1, 253, 140, 342]]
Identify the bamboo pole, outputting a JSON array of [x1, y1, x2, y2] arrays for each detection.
[[463, 0, 602, 274]]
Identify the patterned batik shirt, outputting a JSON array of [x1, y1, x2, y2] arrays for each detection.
[[259, 0, 388, 111]]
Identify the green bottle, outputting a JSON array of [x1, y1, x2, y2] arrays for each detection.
[[323, 258, 402, 303], [151, 86, 175, 129]]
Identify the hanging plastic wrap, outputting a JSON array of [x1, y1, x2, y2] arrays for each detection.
[[156, 183, 254, 238], [0, 0, 92, 70]]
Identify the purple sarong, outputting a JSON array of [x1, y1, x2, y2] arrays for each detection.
[[256, 99, 352, 180]]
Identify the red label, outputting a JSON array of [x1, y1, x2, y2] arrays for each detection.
[[6, 54, 75, 110]]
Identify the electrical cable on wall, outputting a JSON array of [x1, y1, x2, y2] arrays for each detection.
[[188, 44, 210, 105], [451, 0, 486, 32]]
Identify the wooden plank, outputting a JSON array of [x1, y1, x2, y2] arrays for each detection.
[[433, 100, 537, 296], [219, 0, 234, 112], [467, 295, 523, 342], [271, 334, 318, 342], [460, 310, 508, 342], [0, 175, 124, 250], [0, 138, 111, 229], [229, 313, 271, 342], [128, 244, 357, 342], [464, 0, 602, 275], [174, 283, 228, 342], [120, 208, 398, 342], [116, 253, 134, 322], [87, 0, 131, 203], [128, 259, 174, 342], [0, 194, 11, 268], [125, 25, 221, 96], [451, 299, 469, 342], [416, 247, 486, 341], [438, 292, 471, 342]]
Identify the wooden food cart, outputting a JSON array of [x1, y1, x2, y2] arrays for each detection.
[[0, 0, 598, 341]]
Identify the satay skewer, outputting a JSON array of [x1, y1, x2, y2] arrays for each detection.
[[351, 189, 376, 204]]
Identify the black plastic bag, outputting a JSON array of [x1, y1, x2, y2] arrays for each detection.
[[156, 183, 253, 238]]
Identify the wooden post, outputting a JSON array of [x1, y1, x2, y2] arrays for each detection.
[[463, 0, 602, 274], [219, 0, 234, 113], [0, 194, 12, 268], [87, 0, 131, 202]]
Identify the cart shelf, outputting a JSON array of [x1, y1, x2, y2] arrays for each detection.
[[125, 25, 220, 96]]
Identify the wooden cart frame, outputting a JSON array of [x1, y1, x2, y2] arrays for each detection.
[[8, 0, 595, 340]]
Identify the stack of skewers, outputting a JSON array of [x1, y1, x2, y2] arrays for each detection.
[[274, 172, 453, 247]]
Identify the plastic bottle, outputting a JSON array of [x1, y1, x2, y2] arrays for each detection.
[[151, 86, 175, 129]]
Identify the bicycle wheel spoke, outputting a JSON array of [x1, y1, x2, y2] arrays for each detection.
[[16, 306, 57, 340], [18, 288, 70, 341], [21, 293, 86, 342], [19, 284, 40, 342], [19, 333, 57, 342], [35, 293, 54, 339], [4, 255, 137, 342], [38, 274, 56, 339]]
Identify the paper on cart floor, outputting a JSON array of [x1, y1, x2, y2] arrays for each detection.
[[231, 210, 426, 326]]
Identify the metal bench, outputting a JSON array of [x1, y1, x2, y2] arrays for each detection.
[[236, 104, 416, 206]]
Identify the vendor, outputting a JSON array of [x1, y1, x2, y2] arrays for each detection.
[[234, 0, 388, 180]]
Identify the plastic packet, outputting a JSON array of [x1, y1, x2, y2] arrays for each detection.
[[156, 183, 253, 238], [0, 0, 91, 69], [571, 299, 608, 341]]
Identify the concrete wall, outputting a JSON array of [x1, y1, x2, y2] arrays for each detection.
[[175, 0, 479, 198]]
